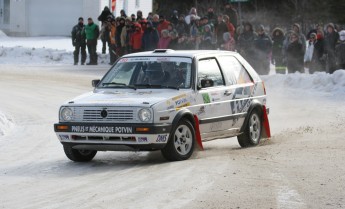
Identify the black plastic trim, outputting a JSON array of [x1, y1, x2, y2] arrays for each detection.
[[199, 113, 247, 124]]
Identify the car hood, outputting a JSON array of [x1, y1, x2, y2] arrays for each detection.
[[67, 89, 190, 107]]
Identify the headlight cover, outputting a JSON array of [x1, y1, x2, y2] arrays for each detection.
[[61, 107, 74, 121], [138, 108, 152, 122]]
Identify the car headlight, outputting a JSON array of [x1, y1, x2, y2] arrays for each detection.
[[61, 107, 74, 121], [138, 108, 152, 122]]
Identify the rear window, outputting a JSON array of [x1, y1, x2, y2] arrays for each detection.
[[217, 56, 252, 85]]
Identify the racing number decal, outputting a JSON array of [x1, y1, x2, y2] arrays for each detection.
[[230, 83, 258, 125]]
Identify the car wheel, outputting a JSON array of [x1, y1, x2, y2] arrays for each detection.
[[63, 145, 97, 162], [237, 109, 262, 147], [161, 119, 195, 161]]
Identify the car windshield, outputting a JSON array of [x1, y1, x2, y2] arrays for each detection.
[[99, 57, 193, 89]]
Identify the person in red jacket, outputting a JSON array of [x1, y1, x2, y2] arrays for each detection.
[[131, 24, 143, 53], [157, 15, 171, 36], [223, 15, 235, 38]]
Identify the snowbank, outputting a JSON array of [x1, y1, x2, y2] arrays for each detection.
[[263, 70, 345, 96], [0, 46, 109, 65], [0, 111, 14, 136], [0, 30, 8, 38], [0, 35, 109, 65]]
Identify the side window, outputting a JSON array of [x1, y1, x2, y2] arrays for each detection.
[[217, 56, 252, 85], [198, 58, 224, 88]]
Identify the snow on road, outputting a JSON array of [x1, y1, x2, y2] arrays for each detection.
[[0, 110, 14, 136], [1, 34, 345, 209]]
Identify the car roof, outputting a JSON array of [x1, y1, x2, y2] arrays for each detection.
[[122, 49, 239, 59]]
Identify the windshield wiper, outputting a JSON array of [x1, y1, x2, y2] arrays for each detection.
[[102, 82, 136, 90], [134, 84, 179, 90]]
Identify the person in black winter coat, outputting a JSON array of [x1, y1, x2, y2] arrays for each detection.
[[253, 25, 272, 75], [237, 22, 256, 66], [224, 3, 238, 28], [98, 6, 113, 54], [287, 32, 304, 73], [142, 21, 159, 51], [170, 10, 179, 26], [271, 28, 286, 74], [335, 30, 345, 70], [120, 10, 127, 18], [116, 17, 126, 57], [71, 17, 86, 65], [175, 14, 189, 37], [98, 6, 112, 22], [324, 23, 340, 74], [215, 14, 229, 48]]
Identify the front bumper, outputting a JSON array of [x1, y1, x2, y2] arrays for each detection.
[[54, 122, 172, 151]]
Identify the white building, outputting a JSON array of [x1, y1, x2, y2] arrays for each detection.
[[0, 0, 152, 37]]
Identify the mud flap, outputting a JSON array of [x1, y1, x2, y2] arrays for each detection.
[[261, 105, 271, 138], [193, 115, 204, 150]]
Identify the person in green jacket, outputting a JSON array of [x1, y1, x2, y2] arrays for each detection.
[[83, 18, 100, 65]]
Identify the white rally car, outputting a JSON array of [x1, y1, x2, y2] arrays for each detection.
[[54, 50, 270, 162]]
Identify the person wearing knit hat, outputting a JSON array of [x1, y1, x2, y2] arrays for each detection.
[[306, 32, 325, 74], [253, 24, 272, 75], [292, 23, 307, 54], [71, 17, 87, 65], [335, 30, 345, 70], [272, 28, 286, 74], [286, 32, 304, 73], [325, 22, 340, 74]]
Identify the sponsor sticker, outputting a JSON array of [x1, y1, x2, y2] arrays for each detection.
[[156, 134, 168, 142], [59, 135, 69, 140], [175, 97, 188, 106], [167, 105, 175, 110], [137, 137, 148, 143], [197, 106, 206, 116], [71, 125, 133, 134], [202, 93, 211, 104], [176, 102, 190, 110], [119, 57, 192, 63], [172, 94, 187, 101]]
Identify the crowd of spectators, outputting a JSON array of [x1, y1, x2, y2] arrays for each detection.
[[71, 4, 345, 75]]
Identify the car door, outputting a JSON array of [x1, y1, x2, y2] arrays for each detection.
[[195, 58, 235, 140], [217, 55, 255, 130]]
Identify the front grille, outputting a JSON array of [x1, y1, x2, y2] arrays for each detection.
[[72, 107, 138, 123], [83, 109, 134, 121]]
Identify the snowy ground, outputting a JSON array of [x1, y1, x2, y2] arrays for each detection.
[[1, 33, 345, 209]]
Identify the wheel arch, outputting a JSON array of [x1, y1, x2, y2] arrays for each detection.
[[240, 100, 264, 133], [171, 109, 204, 150]]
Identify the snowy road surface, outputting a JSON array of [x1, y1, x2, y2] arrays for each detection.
[[0, 64, 344, 209]]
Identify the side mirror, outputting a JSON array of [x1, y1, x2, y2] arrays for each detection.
[[201, 79, 214, 88], [92, 79, 100, 87]]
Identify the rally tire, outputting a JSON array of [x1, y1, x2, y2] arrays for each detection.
[[63, 145, 97, 162], [237, 109, 262, 147], [161, 119, 195, 161]]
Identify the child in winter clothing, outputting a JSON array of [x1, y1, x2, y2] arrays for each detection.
[[221, 32, 235, 51], [200, 24, 214, 49], [157, 29, 171, 49]]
